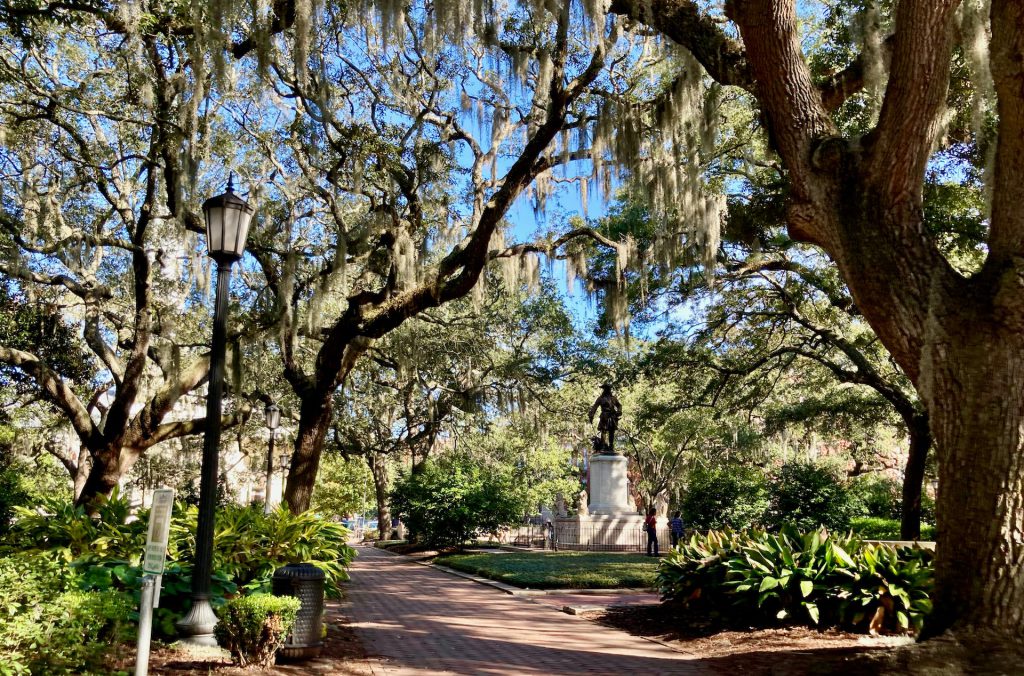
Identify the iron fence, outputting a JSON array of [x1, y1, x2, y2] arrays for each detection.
[[497, 522, 680, 553], [486, 525, 936, 553]]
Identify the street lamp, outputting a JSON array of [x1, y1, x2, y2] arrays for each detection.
[[176, 176, 255, 646], [263, 403, 281, 514], [278, 452, 292, 475]]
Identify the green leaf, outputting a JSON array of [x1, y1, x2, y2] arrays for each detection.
[[799, 580, 814, 598], [759, 576, 779, 592], [832, 544, 855, 567], [805, 602, 820, 624]]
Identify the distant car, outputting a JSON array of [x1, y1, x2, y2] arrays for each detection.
[[366, 520, 378, 530]]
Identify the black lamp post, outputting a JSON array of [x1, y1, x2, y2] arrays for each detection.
[[264, 403, 281, 514], [176, 176, 255, 645]]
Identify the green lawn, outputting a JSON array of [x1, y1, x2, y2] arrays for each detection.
[[850, 517, 936, 541], [434, 551, 660, 589]]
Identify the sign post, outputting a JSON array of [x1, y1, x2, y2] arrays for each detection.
[[135, 488, 174, 676]]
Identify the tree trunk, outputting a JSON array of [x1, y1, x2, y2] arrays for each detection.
[[923, 306, 1024, 638], [73, 445, 90, 502], [75, 449, 121, 508], [283, 392, 333, 513], [368, 453, 391, 541], [900, 412, 931, 540], [76, 444, 144, 507]]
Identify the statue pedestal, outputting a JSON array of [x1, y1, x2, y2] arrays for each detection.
[[588, 454, 632, 514], [554, 453, 641, 550], [554, 513, 644, 551]]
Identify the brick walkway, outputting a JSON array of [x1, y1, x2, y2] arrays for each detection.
[[342, 546, 708, 675]]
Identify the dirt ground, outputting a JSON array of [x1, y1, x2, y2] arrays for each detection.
[[113, 604, 372, 675], [590, 604, 1024, 675]]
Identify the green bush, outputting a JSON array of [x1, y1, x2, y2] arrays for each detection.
[[207, 504, 355, 597], [657, 527, 934, 634], [214, 593, 301, 668], [391, 454, 526, 549], [848, 474, 937, 525], [0, 464, 29, 537], [764, 462, 858, 532], [0, 553, 134, 674], [849, 474, 902, 519], [680, 465, 769, 530], [2, 494, 355, 638]]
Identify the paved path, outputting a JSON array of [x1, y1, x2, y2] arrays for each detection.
[[343, 546, 708, 675]]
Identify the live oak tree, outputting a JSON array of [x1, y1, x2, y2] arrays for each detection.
[[239, 1, 656, 512], [0, 0, 643, 511], [0, 15, 258, 505], [606, 0, 1024, 637]]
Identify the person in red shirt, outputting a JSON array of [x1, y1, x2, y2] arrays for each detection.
[[644, 507, 659, 557]]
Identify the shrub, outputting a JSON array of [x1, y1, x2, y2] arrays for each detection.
[[2, 494, 355, 637], [214, 593, 301, 668], [0, 462, 29, 537], [657, 527, 934, 634], [649, 530, 736, 613], [764, 462, 858, 532], [207, 504, 355, 597], [680, 465, 769, 530], [391, 454, 526, 549], [849, 474, 902, 519], [0, 552, 134, 674], [3, 490, 145, 563], [848, 474, 937, 526]]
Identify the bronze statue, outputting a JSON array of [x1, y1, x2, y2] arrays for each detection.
[[588, 383, 622, 454]]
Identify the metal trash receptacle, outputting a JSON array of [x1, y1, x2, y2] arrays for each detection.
[[272, 563, 324, 660]]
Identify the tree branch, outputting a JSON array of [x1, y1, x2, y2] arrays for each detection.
[[608, 0, 753, 90], [0, 345, 100, 446]]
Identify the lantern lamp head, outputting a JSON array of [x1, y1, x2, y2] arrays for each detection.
[[203, 174, 255, 263], [264, 402, 281, 430]]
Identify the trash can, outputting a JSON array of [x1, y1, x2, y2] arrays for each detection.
[[272, 563, 324, 660]]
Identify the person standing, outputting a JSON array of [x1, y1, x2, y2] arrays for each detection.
[[669, 511, 685, 548], [644, 507, 659, 557]]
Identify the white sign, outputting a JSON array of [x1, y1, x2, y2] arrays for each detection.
[[142, 488, 174, 575]]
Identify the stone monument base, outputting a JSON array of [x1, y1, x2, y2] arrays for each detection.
[[554, 513, 644, 551], [587, 453, 632, 514]]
